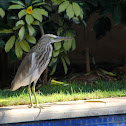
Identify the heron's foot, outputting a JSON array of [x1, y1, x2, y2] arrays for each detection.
[[28, 105, 33, 108], [33, 104, 43, 108], [28, 104, 43, 108]]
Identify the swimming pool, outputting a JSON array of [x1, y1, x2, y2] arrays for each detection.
[[5, 114, 126, 126], [1, 97, 126, 126]]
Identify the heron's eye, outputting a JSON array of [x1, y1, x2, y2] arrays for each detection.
[[49, 37, 52, 39]]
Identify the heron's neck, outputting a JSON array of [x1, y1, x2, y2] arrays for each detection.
[[34, 39, 52, 52], [40, 43, 52, 52]]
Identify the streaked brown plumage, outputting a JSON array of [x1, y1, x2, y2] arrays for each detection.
[[10, 34, 71, 107], [11, 36, 52, 91]]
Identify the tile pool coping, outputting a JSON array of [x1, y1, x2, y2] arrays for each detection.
[[0, 97, 126, 124]]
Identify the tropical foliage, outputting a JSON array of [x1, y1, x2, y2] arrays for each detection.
[[0, 0, 84, 75], [0, 0, 48, 58], [49, 16, 76, 74], [0, 0, 125, 75]]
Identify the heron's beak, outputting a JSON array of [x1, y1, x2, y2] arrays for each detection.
[[53, 36, 72, 42]]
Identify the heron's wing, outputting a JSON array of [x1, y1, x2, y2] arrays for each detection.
[[11, 45, 52, 91], [11, 51, 39, 90], [16, 52, 36, 78]]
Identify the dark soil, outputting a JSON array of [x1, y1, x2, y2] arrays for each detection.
[[1, 62, 126, 89]]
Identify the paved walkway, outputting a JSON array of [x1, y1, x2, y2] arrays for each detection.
[[1, 97, 126, 124]]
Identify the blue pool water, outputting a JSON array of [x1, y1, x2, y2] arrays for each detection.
[[4, 114, 126, 126]]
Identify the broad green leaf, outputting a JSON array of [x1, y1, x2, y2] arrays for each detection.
[[63, 30, 75, 51], [52, 50, 59, 57], [72, 2, 81, 17], [15, 42, 23, 58], [19, 40, 30, 52], [0, 8, 5, 18], [54, 42, 61, 50], [58, 1, 70, 13], [80, 13, 83, 20], [25, 14, 34, 25], [16, 37, 20, 42], [99, 69, 116, 76], [51, 57, 58, 63], [18, 26, 25, 41], [80, 8, 84, 19], [71, 38, 76, 50], [25, 33, 36, 44], [59, 47, 64, 53], [8, 5, 24, 9], [18, 10, 27, 19], [31, 0, 41, 4], [27, 25, 35, 36], [32, 20, 40, 25], [43, 5, 52, 12], [50, 64, 57, 75], [5, 35, 15, 52], [13, 25, 22, 30], [72, 17, 80, 24], [16, 20, 25, 27], [9, 15, 18, 20], [38, 9, 48, 17], [49, 57, 58, 67], [52, 0, 63, 5], [0, 29, 13, 33], [61, 53, 70, 65], [33, 2, 47, 7], [63, 40, 72, 51], [66, 4, 74, 19], [11, 1, 25, 6], [57, 27, 63, 35], [32, 8, 48, 17], [51, 79, 68, 86], [32, 9, 43, 22], [61, 56, 68, 74]]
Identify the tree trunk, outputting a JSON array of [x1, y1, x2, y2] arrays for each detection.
[[85, 48, 90, 73], [84, 26, 91, 73], [39, 25, 44, 36], [43, 67, 48, 84]]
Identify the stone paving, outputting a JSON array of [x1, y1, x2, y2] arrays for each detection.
[[0, 97, 126, 124]]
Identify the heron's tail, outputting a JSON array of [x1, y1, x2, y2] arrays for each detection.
[[10, 80, 18, 91]]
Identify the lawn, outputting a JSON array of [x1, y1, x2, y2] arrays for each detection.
[[0, 80, 126, 107]]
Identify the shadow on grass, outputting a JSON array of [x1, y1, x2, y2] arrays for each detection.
[[39, 81, 126, 95], [1, 80, 126, 99], [0, 88, 27, 98]]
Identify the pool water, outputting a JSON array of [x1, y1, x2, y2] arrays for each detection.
[[5, 114, 126, 126]]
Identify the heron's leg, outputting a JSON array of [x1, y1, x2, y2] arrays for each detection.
[[28, 85, 33, 107], [32, 79, 38, 107]]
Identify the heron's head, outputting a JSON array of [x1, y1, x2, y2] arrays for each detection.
[[43, 34, 71, 44]]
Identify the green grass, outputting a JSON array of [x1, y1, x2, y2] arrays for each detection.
[[0, 81, 126, 106]]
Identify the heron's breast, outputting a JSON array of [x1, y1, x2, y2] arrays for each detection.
[[37, 45, 52, 73]]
